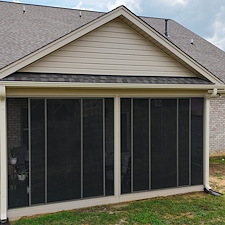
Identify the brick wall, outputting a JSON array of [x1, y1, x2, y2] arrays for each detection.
[[210, 98, 225, 155], [7, 98, 28, 152]]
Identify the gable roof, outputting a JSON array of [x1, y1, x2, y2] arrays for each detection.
[[0, 1, 225, 85]]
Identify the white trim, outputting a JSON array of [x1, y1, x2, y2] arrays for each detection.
[[0, 6, 222, 84], [6, 92, 208, 99], [119, 185, 203, 202], [8, 185, 203, 220], [1, 81, 225, 90], [203, 96, 211, 190], [0, 86, 7, 221]]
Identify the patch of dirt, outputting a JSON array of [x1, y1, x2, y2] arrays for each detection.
[[180, 212, 195, 219], [209, 164, 225, 192], [111, 202, 131, 209], [210, 163, 225, 192], [76, 205, 112, 213], [115, 217, 129, 224], [164, 212, 195, 220], [182, 192, 206, 198]]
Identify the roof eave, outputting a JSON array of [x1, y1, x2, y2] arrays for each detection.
[[0, 80, 221, 90]]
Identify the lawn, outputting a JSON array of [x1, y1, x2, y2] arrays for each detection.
[[12, 156, 225, 225]]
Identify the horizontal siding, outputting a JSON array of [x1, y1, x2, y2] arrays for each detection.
[[20, 19, 198, 77]]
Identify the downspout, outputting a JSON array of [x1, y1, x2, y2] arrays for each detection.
[[204, 88, 223, 196]]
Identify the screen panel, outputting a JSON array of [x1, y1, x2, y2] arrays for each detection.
[[83, 99, 103, 198], [105, 98, 114, 196], [178, 99, 190, 186], [31, 99, 45, 205], [121, 99, 131, 194], [7, 99, 29, 208], [151, 99, 177, 189], [133, 99, 149, 192], [191, 98, 203, 185], [47, 99, 81, 202]]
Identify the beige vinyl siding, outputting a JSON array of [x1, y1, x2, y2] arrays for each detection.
[[19, 19, 198, 77]]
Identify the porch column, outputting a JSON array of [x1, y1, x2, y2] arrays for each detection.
[[114, 95, 121, 199], [0, 85, 7, 222], [203, 96, 211, 190]]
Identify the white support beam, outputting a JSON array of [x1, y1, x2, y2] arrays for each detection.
[[0, 85, 7, 222], [203, 96, 211, 190], [114, 95, 121, 199]]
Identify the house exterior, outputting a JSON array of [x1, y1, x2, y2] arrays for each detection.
[[1, 1, 225, 222]]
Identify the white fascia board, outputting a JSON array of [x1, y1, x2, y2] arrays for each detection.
[[1, 81, 224, 90], [0, 5, 222, 85]]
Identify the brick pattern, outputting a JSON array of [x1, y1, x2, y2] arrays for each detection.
[[210, 98, 225, 155], [7, 99, 27, 153]]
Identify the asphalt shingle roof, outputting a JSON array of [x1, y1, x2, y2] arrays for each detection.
[[0, 1, 225, 83], [141, 17, 225, 83], [2, 72, 213, 85], [0, 2, 103, 69]]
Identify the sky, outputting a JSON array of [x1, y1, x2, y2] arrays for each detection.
[[3, 0, 225, 51]]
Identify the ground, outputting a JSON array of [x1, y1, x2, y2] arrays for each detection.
[[12, 155, 225, 225], [209, 155, 225, 192]]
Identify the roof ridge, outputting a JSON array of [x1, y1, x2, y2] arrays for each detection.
[[1, 1, 172, 20], [139, 15, 169, 20], [0, 1, 106, 14]]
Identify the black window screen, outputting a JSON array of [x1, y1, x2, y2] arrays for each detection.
[[178, 99, 190, 186], [8, 98, 114, 208], [7, 97, 204, 208], [121, 99, 131, 194], [121, 98, 203, 195], [133, 99, 149, 192], [31, 99, 45, 205], [7, 99, 29, 208], [191, 98, 203, 185], [105, 98, 114, 196], [151, 99, 177, 189], [83, 99, 103, 198], [47, 99, 81, 203]]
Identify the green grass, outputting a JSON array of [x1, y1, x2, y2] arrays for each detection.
[[12, 193, 225, 225], [12, 156, 225, 225], [209, 156, 225, 165]]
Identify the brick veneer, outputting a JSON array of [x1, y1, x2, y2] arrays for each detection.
[[210, 98, 225, 155], [7, 98, 27, 152]]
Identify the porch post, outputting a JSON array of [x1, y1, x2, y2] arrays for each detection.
[[203, 96, 211, 190], [114, 95, 121, 199], [0, 85, 7, 222]]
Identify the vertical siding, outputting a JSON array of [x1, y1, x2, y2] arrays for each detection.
[[19, 19, 197, 77]]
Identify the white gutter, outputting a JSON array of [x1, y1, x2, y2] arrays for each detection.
[[1, 81, 225, 90]]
